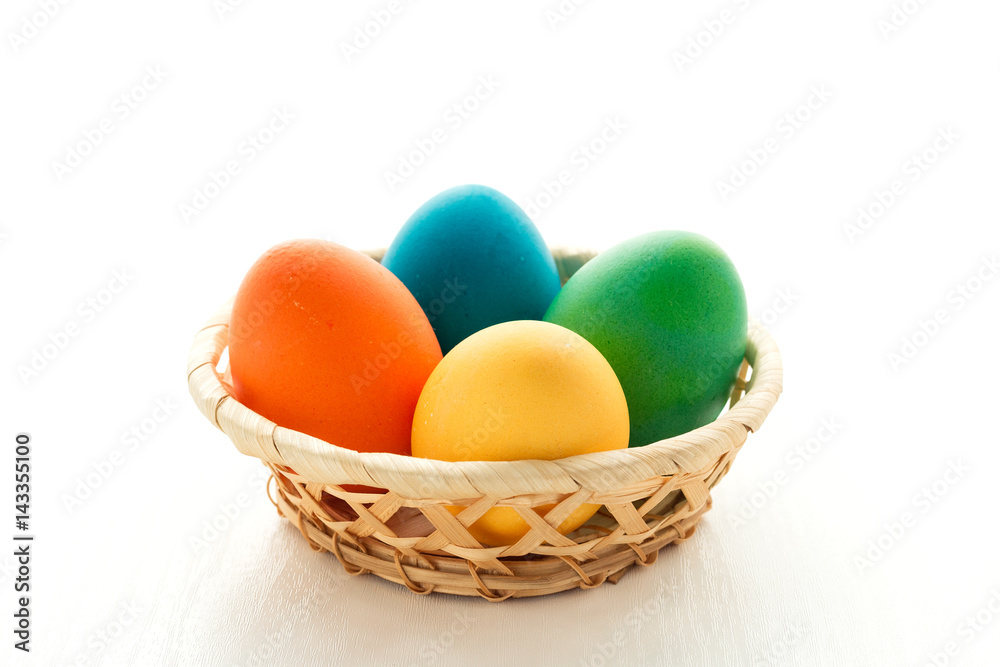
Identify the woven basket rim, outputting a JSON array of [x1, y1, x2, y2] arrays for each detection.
[[187, 254, 783, 500]]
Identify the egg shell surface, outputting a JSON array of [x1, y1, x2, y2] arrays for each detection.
[[411, 320, 630, 546], [381, 184, 562, 354], [229, 239, 442, 458], [544, 231, 747, 447]]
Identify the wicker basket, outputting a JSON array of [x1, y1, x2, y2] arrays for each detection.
[[187, 249, 783, 600]]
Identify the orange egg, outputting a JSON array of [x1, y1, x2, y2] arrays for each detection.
[[229, 240, 442, 460]]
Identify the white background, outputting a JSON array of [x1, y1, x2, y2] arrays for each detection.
[[3, 0, 999, 665]]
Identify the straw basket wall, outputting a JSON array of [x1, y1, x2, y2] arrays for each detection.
[[187, 249, 783, 600]]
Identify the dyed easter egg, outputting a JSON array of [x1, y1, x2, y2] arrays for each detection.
[[229, 239, 442, 457], [411, 320, 629, 546], [381, 185, 561, 354], [544, 231, 747, 447]]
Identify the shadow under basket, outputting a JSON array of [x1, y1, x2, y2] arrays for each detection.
[[187, 248, 783, 601]]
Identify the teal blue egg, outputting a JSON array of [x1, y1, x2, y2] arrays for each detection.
[[382, 185, 561, 354]]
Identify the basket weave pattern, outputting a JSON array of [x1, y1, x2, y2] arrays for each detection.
[[187, 250, 783, 600]]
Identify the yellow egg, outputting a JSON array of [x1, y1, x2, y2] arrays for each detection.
[[412, 320, 629, 546]]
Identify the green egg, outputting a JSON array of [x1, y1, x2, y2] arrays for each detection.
[[544, 231, 747, 447]]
